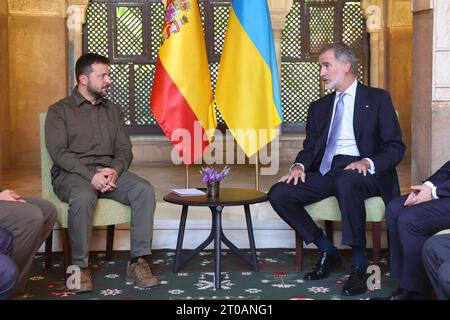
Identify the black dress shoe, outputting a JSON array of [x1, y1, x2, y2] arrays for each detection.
[[304, 251, 341, 281], [370, 288, 432, 300], [341, 266, 368, 296]]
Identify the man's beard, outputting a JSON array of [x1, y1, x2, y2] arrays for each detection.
[[87, 83, 108, 99], [324, 73, 345, 90]]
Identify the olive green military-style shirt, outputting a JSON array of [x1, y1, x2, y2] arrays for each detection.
[[45, 88, 132, 186]]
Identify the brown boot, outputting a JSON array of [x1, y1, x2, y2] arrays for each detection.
[[68, 267, 93, 293], [126, 257, 159, 288]]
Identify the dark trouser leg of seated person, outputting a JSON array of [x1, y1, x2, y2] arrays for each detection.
[[0, 198, 56, 294], [314, 233, 338, 254], [351, 246, 367, 270], [385, 195, 409, 279], [0, 227, 13, 256], [0, 254, 19, 300], [423, 234, 450, 300], [0, 228, 18, 299], [268, 173, 341, 281], [331, 170, 381, 296], [101, 171, 156, 259], [371, 197, 449, 300], [57, 174, 99, 269], [268, 172, 336, 245], [437, 261, 450, 300], [334, 170, 381, 269], [394, 201, 450, 295]]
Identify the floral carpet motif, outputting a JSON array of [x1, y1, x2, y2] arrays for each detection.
[[22, 249, 398, 300]]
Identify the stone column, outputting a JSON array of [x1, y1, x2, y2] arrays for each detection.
[[411, 0, 450, 182], [7, 0, 67, 167], [387, 1, 413, 163], [268, 0, 293, 79], [361, 0, 387, 89], [0, 0, 8, 180], [66, 1, 88, 91]]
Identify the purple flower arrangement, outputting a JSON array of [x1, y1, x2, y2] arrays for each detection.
[[200, 166, 231, 184]]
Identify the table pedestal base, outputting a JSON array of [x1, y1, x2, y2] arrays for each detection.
[[173, 204, 259, 289]]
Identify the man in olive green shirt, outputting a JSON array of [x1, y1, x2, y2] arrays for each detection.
[[45, 53, 157, 293]]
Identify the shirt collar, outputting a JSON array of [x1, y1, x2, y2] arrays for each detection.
[[72, 86, 104, 106], [336, 78, 358, 99]]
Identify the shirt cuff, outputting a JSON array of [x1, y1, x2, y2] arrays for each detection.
[[364, 158, 376, 174], [290, 163, 304, 172], [424, 181, 439, 199]]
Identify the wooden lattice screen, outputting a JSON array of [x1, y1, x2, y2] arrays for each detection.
[[281, 0, 368, 129]]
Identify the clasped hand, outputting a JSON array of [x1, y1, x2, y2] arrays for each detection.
[[90, 168, 118, 193], [404, 184, 432, 206]]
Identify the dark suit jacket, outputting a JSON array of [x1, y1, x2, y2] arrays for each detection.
[[427, 161, 450, 198], [294, 82, 406, 203]]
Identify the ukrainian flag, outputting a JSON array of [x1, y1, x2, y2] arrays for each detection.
[[215, 0, 283, 157]]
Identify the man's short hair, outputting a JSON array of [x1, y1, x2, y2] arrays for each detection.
[[75, 53, 110, 83], [319, 43, 358, 76]]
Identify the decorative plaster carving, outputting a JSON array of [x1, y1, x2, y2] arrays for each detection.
[[363, 4, 382, 31], [66, 5, 87, 32], [268, 0, 293, 34], [8, 0, 65, 16], [67, 0, 89, 5]]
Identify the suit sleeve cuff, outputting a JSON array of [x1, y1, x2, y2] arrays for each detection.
[[424, 181, 439, 199], [290, 163, 304, 172], [364, 158, 376, 174]]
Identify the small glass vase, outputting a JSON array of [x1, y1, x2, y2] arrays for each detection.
[[206, 181, 220, 198]]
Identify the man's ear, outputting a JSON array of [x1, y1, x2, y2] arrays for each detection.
[[78, 74, 89, 86], [343, 62, 351, 73]]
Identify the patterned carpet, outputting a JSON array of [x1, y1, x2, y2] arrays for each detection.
[[21, 249, 398, 300]]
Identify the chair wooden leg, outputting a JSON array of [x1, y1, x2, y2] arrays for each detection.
[[44, 232, 53, 269], [295, 233, 303, 271], [325, 220, 334, 244], [106, 225, 115, 261], [62, 228, 72, 278], [372, 222, 381, 265]]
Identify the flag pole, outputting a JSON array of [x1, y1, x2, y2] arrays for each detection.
[[185, 164, 189, 188], [255, 151, 260, 191]]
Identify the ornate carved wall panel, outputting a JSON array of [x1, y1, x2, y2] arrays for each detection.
[[8, 0, 65, 16]]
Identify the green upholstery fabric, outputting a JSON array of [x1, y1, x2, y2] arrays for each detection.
[[39, 113, 131, 228], [435, 229, 450, 236], [304, 196, 385, 222], [296, 186, 385, 271]]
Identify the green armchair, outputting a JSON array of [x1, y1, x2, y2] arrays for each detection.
[[295, 196, 385, 271]]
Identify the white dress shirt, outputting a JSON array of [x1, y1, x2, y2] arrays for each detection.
[[330, 79, 359, 156]]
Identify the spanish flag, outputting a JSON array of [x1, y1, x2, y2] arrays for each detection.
[[215, 0, 283, 157], [151, 0, 216, 164]]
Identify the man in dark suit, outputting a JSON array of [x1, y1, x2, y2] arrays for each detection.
[[371, 161, 450, 300], [0, 227, 18, 300], [268, 42, 405, 296], [423, 233, 450, 300]]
